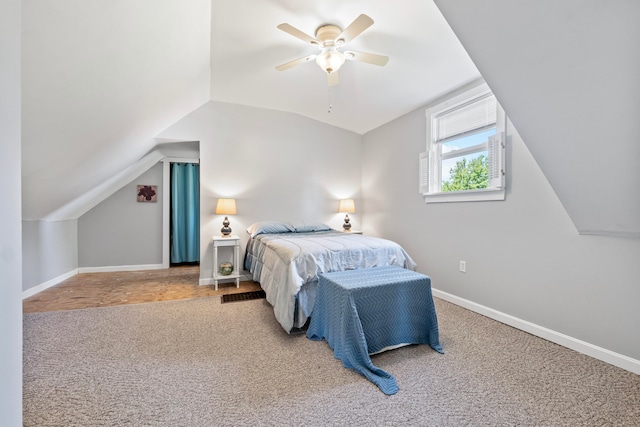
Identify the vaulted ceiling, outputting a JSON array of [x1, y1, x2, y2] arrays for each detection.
[[21, 0, 479, 220], [21, 1, 640, 237]]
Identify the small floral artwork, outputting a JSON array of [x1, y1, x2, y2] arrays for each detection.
[[137, 185, 157, 202]]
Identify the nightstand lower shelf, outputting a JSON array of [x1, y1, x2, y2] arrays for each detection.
[[212, 235, 241, 291], [213, 273, 240, 290]]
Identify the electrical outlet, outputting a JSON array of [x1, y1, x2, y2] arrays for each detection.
[[459, 260, 466, 273]]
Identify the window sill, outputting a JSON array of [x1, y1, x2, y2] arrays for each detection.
[[423, 188, 505, 204]]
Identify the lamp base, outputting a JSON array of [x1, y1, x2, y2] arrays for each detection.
[[343, 214, 352, 231], [221, 217, 232, 236]]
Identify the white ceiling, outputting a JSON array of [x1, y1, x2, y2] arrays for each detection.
[[209, 0, 480, 135], [20, 0, 640, 235], [21, 0, 479, 220]]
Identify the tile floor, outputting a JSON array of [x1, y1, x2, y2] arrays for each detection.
[[23, 265, 261, 313]]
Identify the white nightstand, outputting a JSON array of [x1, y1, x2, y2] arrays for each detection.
[[212, 235, 241, 290], [341, 230, 363, 234]]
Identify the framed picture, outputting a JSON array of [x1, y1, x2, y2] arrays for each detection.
[[137, 185, 157, 202]]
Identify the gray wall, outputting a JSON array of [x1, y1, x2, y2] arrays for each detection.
[[362, 103, 640, 361], [22, 219, 78, 291], [0, 0, 23, 422], [18, 76, 638, 382], [434, 0, 640, 237], [158, 101, 363, 281], [78, 163, 163, 268]]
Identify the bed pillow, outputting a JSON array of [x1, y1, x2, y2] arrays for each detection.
[[292, 221, 333, 233], [246, 221, 295, 238]]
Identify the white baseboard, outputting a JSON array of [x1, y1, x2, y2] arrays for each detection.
[[78, 264, 164, 274], [22, 269, 78, 299], [199, 278, 214, 286], [23, 264, 165, 299], [432, 288, 640, 376]]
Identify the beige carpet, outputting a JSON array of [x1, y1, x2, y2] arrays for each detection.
[[23, 296, 640, 426]]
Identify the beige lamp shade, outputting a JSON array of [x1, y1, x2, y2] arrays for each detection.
[[215, 198, 237, 215], [338, 198, 355, 214]]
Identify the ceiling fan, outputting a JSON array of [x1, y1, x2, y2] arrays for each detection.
[[275, 14, 389, 86]]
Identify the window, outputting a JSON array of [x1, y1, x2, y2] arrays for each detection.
[[420, 82, 506, 203]]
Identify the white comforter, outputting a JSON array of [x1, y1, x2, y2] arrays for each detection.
[[246, 231, 417, 332]]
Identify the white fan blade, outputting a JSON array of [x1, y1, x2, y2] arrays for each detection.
[[336, 14, 374, 45], [275, 55, 317, 71], [343, 50, 389, 66], [327, 71, 340, 86], [277, 23, 319, 45]]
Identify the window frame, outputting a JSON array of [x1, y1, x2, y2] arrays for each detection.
[[420, 82, 506, 203]]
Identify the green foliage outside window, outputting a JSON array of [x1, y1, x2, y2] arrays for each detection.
[[442, 155, 489, 192]]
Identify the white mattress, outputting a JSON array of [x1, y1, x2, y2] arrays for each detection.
[[245, 231, 417, 332]]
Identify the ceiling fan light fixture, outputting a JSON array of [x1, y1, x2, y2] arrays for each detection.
[[275, 14, 388, 85], [316, 48, 345, 74]]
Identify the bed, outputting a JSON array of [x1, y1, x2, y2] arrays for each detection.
[[243, 221, 417, 332]]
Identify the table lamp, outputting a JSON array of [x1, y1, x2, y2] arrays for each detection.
[[215, 198, 236, 236], [338, 199, 355, 231]]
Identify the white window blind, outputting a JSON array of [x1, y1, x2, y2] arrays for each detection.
[[434, 93, 497, 143]]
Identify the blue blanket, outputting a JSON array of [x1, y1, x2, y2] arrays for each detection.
[[306, 266, 443, 395]]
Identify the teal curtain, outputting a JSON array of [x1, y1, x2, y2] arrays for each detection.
[[171, 163, 200, 264]]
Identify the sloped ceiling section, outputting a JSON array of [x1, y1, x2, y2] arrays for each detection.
[[22, 0, 211, 220], [22, 0, 481, 220], [434, 0, 640, 237]]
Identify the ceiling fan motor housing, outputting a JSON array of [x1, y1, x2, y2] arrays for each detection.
[[315, 25, 343, 44]]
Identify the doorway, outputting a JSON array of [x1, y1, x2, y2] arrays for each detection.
[[169, 162, 200, 266]]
